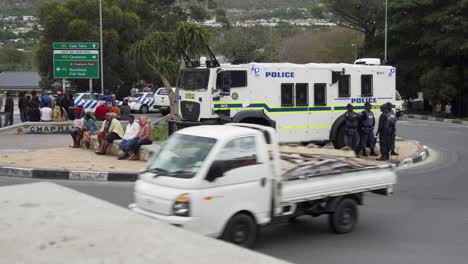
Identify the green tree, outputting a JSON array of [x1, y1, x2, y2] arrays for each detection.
[[130, 22, 210, 117], [212, 26, 280, 63], [36, 0, 142, 94], [0, 48, 35, 71], [189, 5, 209, 21], [372, 0, 468, 115], [320, 0, 384, 54]]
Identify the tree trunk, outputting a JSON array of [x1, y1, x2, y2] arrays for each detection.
[[159, 74, 181, 120]]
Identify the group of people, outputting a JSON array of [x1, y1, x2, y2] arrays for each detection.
[[0, 91, 75, 127], [434, 102, 452, 117], [69, 112, 152, 161], [345, 102, 398, 161], [93, 99, 131, 121]]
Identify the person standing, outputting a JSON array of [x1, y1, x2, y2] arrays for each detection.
[[18, 92, 29, 122], [118, 115, 140, 160], [119, 99, 131, 121], [435, 102, 442, 116], [386, 102, 398, 156], [28, 91, 41, 122], [359, 102, 378, 157], [40, 91, 52, 108], [3, 92, 14, 127], [376, 104, 390, 161], [344, 104, 359, 153], [31, 91, 40, 107], [0, 94, 3, 128], [445, 102, 452, 118]]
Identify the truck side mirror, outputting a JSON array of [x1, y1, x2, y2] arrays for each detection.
[[206, 160, 229, 182]]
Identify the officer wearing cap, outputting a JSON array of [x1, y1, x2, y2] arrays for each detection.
[[376, 104, 390, 160], [344, 103, 359, 153], [359, 102, 378, 157], [386, 102, 399, 155]]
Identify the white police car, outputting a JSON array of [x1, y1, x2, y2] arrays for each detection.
[[125, 92, 155, 114], [74, 93, 122, 113]]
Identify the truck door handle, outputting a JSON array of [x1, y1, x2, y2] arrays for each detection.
[[260, 178, 266, 187]]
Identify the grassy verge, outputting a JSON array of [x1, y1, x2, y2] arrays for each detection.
[[152, 122, 168, 142]]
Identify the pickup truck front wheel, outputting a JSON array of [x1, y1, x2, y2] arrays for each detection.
[[328, 198, 358, 234], [222, 213, 257, 248]]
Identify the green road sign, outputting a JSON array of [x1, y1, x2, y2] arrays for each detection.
[[53, 42, 99, 50], [53, 50, 99, 79]]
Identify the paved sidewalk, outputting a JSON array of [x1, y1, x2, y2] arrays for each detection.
[[0, 148, 145, 173], [0, 135, 71, 154], [0, 139, 424, 176]]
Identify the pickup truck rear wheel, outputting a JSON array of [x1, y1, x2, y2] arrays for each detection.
[[328, 198, 358, 234], [222, 213, 257, 248]]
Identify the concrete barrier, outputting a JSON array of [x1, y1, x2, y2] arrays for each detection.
[[0, 120, 134, 135], [0, 183, 288, 264]]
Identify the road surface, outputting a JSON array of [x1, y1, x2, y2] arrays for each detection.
[[1, 118, 467, 264]]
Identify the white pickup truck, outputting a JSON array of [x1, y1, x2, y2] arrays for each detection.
[[129, 124, 397, 248]]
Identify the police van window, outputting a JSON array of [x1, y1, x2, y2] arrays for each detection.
[[314, 83, 326, 106], [178, 69, 210, 90], [295, 83, 308, 106], [361, 75, 373, 97], [338, 75, 350, 97], [216, 70, 248, 89], [230, 71, 247, 88], [281, 83, 294, 107]]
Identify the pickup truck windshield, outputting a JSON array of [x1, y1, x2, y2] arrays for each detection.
[[178, 69, 210, 90], [146, 134, 217, 178]]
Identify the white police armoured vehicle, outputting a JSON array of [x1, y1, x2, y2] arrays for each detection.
[[125, 92, 155, 114], [172, 57, 396, 148]]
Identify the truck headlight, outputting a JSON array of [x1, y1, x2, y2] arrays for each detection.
[[173, 193, 190, 217]]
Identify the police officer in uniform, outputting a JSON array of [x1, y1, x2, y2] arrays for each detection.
[[344, 104, 359, 153], [376, 104, 390, 161], [359, 102, 378, 157], [386, 102, 399, 155]]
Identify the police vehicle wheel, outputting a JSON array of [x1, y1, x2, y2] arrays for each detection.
[[334, 125, 346, 149], [140, 105, 149, 114], [328, 198, 358, 234], [222, 213, 257, 248]]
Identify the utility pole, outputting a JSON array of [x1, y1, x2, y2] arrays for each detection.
[[99, 0, 104, 94], [351, 44, 357, 61], [384, 0, 388, 63]]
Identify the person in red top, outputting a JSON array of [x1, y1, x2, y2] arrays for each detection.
[[94, 102, 109, 121], [128, 116, 153, 160], [75, 105, 84, 118]]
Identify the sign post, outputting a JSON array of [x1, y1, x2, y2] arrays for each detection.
[[53, 42, 100, 92]]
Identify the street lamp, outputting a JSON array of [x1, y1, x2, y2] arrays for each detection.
[[384, 0, 388, 64], [99, 0, 104, 95], [351, 44, 357, 61]]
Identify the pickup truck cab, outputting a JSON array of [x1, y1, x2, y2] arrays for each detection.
[[153, 87, 172, 116], [130, 124, 397, 248]]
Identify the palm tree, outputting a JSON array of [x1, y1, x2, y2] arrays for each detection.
[[130, 22, 210, 118]]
